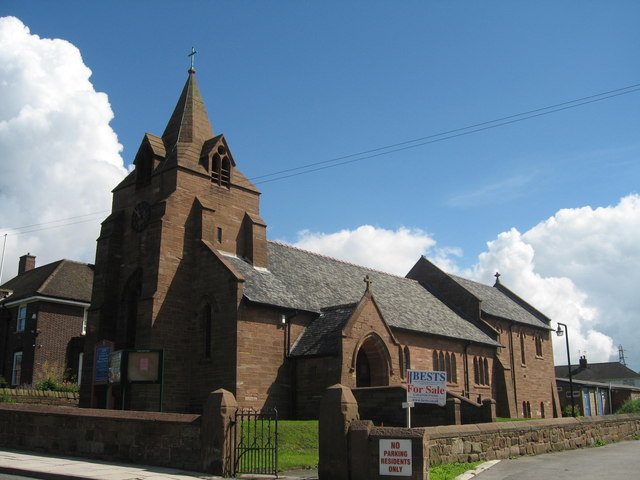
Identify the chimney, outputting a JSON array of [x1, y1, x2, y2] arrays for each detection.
[[579, 355, 587, 369], [18, 253, 36, 275]]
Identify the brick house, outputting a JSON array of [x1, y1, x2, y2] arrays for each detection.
[[79, 69, 560, 419], [0, 254, 92, 386]]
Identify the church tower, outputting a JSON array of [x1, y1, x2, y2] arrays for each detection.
[[81, 67, 267, 412]]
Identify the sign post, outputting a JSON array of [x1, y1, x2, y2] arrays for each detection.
[[405, 369, 447, 426]]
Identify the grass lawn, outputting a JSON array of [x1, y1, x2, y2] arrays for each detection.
[[277, 420, 484, 479]]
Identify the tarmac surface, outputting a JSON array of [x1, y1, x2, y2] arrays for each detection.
[[468, 440, 640, 480], [0, 449, 318, 480], [3, 441, 640, 480]]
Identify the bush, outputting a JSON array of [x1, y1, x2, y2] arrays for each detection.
[[0, 375, 8, 387], [35, 376, 79, 393], [615, 398, 640, 414]]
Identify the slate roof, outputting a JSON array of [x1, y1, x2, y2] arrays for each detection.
[[290, 304, 357, 357], [0, 260, 94, 305], [224, 242, 499, 347], [555, 362, 640, 381], [449, 275, 551, 329]]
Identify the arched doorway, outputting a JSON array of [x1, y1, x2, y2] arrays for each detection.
[[355, 334, 390, 387]]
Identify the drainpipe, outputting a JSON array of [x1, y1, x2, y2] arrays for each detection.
[[508, 323, 518, 416]]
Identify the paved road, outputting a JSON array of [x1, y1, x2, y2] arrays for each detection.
[[472, 440, 640, 480]]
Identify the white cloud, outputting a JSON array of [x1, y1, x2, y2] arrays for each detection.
[[291, 225, 436, 276], [0, 16, 126, 281], [290, 194, 640, 370], [468, 195, 640, 367]]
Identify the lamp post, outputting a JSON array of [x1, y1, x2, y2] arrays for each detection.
[[556, 322, 575, 417]]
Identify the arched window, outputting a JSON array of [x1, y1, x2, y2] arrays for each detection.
[[522, 401, 527, 418], [445, 352, 451, 380], [221, 157, 231, 187], [403, 346, 411, 379], [433, 351, 439, 370], [438, 351, 445, 373], [483, 358, 490, 385], [473, 357, 479, 384], [535, 335, 543, 357], [202, 304, 212, 359], [478, 357, 485, 385], [451, 354, 457, 383], [211, 154, 221, 184], [540, 402, 545, 418]]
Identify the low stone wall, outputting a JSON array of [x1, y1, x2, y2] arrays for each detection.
[[427, 414, 640, 465], [0, 388, 79, 407], [0, 388, 238, 475]]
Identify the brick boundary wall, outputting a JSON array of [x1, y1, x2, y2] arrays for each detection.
[[0, 388, 79, 407], [426, 414, 640, 465], [0, 388, 238, 475]]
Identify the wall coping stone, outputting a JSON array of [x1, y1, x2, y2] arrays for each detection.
[[0, 403, 199, 424]]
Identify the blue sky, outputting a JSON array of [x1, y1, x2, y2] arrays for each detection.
[[1, 2, 639, 369]]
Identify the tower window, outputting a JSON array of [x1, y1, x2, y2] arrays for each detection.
[[217, 227, 223, 243], [210, 152, 231, 188]]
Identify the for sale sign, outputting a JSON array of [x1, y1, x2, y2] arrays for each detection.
[[379, 439, 412, 476], [407, 369, 447, 405]]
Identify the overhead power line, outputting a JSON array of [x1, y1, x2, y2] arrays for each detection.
[[2, 82, 639, 235], [249, 82, 640, 185]]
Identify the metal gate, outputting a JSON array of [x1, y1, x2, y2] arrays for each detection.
[[232, 407, 278, 476]]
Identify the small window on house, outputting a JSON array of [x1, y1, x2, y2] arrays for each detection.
[[17, 305, 26, 332], [82, 308, 88, 335], [11, 351, 23, 386]]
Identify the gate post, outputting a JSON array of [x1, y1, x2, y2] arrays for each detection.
[[319, 384, 359, 480], [201, 388, 237, 476]]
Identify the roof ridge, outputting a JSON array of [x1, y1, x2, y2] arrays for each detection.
[[37, 260, 66, 294], [267, 240, 410, 281]]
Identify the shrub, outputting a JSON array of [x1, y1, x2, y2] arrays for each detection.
[[615, 398, 640, 414], [0, 375, 8, 387], [35, 376, 79, 393]]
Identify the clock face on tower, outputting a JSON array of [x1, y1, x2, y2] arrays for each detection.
[[131, 202, 151, 232]]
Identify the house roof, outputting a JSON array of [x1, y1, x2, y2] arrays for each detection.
[[555, 361, 640, 381], [0, 260, 94, 305], [290, 304, 357, 357], [224, 242, 500, 347], [448, 275, 551, 329]]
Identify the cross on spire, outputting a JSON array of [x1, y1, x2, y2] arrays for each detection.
[[188, 47, 197, 72], [494, 272, 501, 284], [364, 275, 373, 292]]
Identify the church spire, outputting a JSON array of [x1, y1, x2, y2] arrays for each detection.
[[161, 67, 214, 152]]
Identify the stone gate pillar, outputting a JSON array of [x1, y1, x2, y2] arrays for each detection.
[[200, 388, 237, 475], [319, 384, 360, 480]]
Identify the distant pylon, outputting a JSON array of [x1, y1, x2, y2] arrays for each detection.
[[619, 345, 627, 366]]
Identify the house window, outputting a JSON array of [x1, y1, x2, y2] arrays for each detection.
[[11, 351, 23, 386], [82, 308, 88, 335], [17, 305, 26, 332]]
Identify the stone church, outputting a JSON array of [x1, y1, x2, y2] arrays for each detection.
[[79, 68, 560, 420]]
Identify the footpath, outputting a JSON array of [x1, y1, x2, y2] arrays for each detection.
[[0, 449, 318, 480]]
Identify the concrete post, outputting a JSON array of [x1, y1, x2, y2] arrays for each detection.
[[349, 420, 374, 480], [319, 384, 360, 480], [446, 397, 461, 425], [200, 388, 237, 475]]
